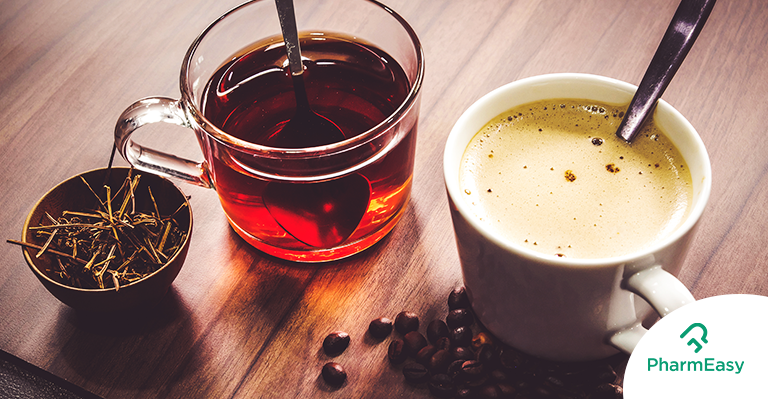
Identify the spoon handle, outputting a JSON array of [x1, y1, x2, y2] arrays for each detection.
[[616, 0, 716, 142], [275, 0, 304, 76]]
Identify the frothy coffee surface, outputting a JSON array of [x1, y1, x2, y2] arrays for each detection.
[[460, 99, 693, 259]]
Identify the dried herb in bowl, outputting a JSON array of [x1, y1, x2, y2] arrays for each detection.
[[9, 168, 189, 291]]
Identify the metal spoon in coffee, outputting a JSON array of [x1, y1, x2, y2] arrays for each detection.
[[616, 0, 716, 143], [272, 0, 346, 148]]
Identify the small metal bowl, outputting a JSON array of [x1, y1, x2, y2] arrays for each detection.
[[19, 167, 192, 313]]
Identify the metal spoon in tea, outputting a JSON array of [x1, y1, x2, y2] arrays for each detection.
[[271, 0, 346, 148], [262, 0, 371, 249]]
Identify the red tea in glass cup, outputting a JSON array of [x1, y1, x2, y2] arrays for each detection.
[[115, 0, 423, 262]]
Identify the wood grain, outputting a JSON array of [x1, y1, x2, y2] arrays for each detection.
[[1, 0, 767, 397]]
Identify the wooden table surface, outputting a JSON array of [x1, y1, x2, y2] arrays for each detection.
[[1, 0, 767, 397]]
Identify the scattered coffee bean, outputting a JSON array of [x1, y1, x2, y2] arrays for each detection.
[[402, 362, 430, 383], [426, 319, 450, 344], [465, 372, 489, 388], [403, 331, 428, 355], [428, 373, 455, 398], [322, 286, 626, 395], [446, 308, 473, 328], [448, 286, 470, 310], [479, 384, 501, 398], [388, 339, 407, 364], [322, 331, 350, 356], [429, 349, 454, 374], [593, 364, 619, 385], [499, 347, 528, 373], [447, 359, 465, 380], [434, 336, 452, 350], [461, 359, 484, 377], [321, 362, 347, 386], [589, 383, 623, 399], [415, 344, 438, 366], [545, 375, 567, 390], [513, 379, 532, 393], [489, 369, 509, 383], [368, 317, 393, 340], [471, 332, 494, 351], [528, 385, 557, 398], [394, 311, 419, 334], [451, 325, 473, 347], [451, 346, 475, 361], [476, 344, 500, 366], [497, 382, 517, 397]]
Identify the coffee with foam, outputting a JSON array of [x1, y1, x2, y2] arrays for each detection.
[[459, 99, 693, 259]]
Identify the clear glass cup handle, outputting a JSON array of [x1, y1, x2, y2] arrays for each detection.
[[114, 97, 212, 188], [609, 266, 695, 353]]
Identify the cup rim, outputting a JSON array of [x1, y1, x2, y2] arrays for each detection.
[[444, 73, 712, 268], [178, 0, 424, 157]]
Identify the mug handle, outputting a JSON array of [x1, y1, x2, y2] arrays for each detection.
[[609, 266, 695, 353], [114, 97, 213, 188]]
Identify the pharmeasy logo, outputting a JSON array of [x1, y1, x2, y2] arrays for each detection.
[[624, 295, 768, 398], [645, 322, 745, 375]]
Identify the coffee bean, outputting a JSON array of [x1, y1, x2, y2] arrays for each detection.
[[403, 331, 428, 355], [321, 362, 347, 386], [427, 319, 450, 344], [368, 317, 393, 340], [448, 286, 471, 310], [394, 311, 419, 334], [489, 369, 509, 383], [451, 326, 473, 347], [499, 347, 528, 373], [513, 379, 532, 393], [455, 387, 475, 398], [461, 359, 484, 377], [589, 383, 623, 399], [592, 364, 618, 385], [479, 384, 501, 398], [429, 349, 454, 374], [544, 375, 567, 390], [402, 362, 430, 384], [446, 308, 474, 328], [428, 373, 455, 398], [471, 332, 493, 351], [476, 344, 500, 366], [415, 345, 438, 366], [527, 385, 557, 398], [322, 331, 350, 356], [388, 339, 407, 364], [465, 373, 489, 387], [497, 383, 517, 398], [434, 336, 452, 350], [447, 359, 465, 380], [451, 346, 475, 361]]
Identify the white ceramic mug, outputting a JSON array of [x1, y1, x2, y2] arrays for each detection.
[[443, 73, 712, 362]]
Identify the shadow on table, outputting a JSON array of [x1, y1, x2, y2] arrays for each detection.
[[51, 287, 202, 393]]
